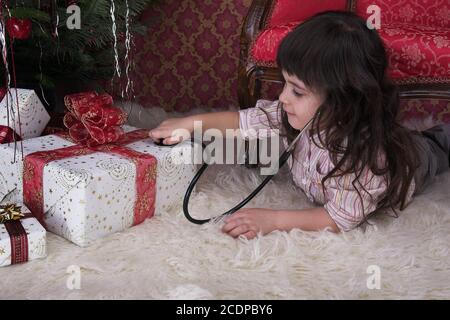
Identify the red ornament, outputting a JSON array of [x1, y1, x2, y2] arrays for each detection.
[[0, 125, 21, 144], [6, 17, 32, 40], [0, 87, 6, 102]]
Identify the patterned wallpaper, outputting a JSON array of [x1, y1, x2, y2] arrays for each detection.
[[133, 0, 255, 112]]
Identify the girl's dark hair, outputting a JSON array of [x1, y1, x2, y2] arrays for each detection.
[[269, 11, 419, 218]]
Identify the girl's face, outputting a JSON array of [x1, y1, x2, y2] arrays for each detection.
[[279, 70, 324, 130]]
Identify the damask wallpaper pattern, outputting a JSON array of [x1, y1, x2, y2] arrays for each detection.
[[133, 0, 255, 112]]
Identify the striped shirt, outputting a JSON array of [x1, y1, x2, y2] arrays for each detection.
[[238, 99, 415, 232]]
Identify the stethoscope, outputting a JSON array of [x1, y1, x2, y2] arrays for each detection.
[[182, 115, 315, 225]]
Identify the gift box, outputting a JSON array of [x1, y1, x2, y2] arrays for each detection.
[[0, 203, 47, 267], [0, 91, 198, 247], [0, 88, 51, 140], [0, 127, 198, 247]]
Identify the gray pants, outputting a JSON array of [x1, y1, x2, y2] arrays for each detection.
[[412, 124, 450, 195]]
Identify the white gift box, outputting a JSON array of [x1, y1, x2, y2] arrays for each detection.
[[0, 204, 47, 267], [0, 88, 50, 139], [0, 126, 198, 247]]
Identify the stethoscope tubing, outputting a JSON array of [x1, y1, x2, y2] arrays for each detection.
[[183, 116, 315, 224]]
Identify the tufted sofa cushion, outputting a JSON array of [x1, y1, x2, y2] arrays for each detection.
[[251, 21, 301, 66], [249, 0, 450, 83], [267, 0, 347, 27], [380, 23, 450, 81], [355, 0, 450, 28]]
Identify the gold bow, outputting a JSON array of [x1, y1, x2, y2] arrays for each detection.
[[0, 204, 24, 223]]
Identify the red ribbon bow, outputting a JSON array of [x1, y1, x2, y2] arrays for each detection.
[[63, 92, 128, 147]]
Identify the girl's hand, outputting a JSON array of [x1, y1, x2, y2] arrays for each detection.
[[149, 116, 194, 145], [221, 208, 279, 240]]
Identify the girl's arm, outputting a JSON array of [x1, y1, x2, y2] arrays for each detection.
[[149, 111, 239, 144], [193, 111, 240, 133], [222, 207, 340, 239], [275, 207, 340, 233]]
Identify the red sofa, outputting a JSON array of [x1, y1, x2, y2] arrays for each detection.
[[238, 0, 450, 108]]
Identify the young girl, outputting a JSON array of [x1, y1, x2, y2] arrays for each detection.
[[147, 11, 450, 239]]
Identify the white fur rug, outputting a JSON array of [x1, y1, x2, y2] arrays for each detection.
[[1, 104, 449, 299]]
